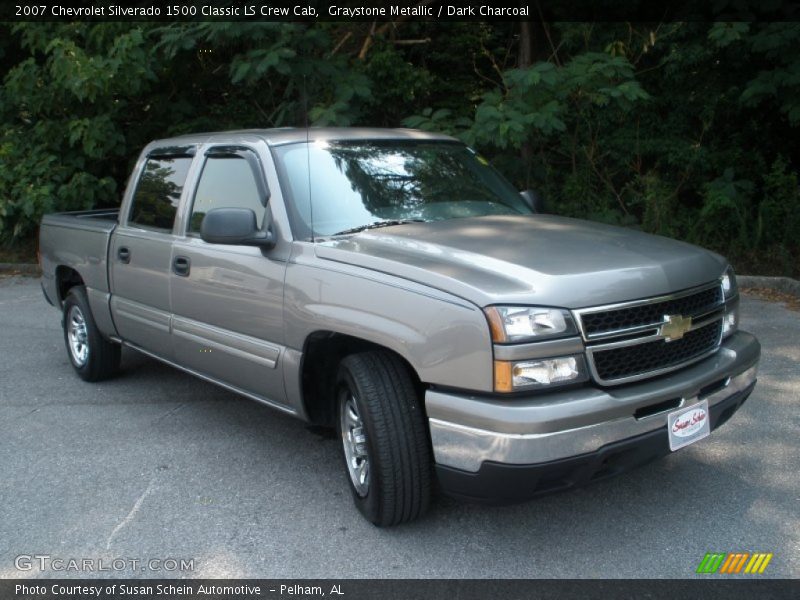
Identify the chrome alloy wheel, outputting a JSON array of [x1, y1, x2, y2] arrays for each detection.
[[340, 391, 370, 497], [67, 305, 89, 367]]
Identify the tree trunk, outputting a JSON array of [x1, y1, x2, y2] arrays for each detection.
[[519, 22, 533, 188]]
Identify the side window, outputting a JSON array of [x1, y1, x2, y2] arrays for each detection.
[[189, 152, 266, 234], [128, 156, 193, 231]]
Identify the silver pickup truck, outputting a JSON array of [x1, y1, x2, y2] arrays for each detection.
[[39, 128, 760, 526]]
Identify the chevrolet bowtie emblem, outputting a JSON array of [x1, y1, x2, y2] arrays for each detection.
[[660, 314, 692, 342]]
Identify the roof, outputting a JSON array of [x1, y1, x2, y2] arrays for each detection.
[[147, 127, 458, 149]]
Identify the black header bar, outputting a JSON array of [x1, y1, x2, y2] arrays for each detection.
[[3, 579, 799, 600], [4, 0, 800, 22]]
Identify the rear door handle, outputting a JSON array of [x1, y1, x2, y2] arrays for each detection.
[[118, 247, 130, 263], [173, 256, 191, 277]]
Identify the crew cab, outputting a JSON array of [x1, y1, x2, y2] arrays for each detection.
[[39, 128, 761, 525]]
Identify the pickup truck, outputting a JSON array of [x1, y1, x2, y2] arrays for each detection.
[[39, 128, 761, 526]]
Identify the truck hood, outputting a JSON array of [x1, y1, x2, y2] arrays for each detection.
[[314, 214, 727, 308]]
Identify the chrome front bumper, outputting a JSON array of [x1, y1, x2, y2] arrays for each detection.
[[426, 331, 760, 473]]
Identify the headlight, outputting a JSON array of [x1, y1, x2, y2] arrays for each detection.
[[721, 266, 738, 299], [494, 355, 589, 392], [722, 309, 738, 338], [721, 266, 739, 338], [722, 299, 739, 339], [484, 306, 577, 343]]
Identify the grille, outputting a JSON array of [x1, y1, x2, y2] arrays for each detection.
[[581, 285, 722, 337], [591, 320, 722, 382]]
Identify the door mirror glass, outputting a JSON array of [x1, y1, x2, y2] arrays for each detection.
[[200, 208, 275, 248]]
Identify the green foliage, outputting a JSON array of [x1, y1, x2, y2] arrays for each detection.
[[692, 168, 754, 251], [758, 157, 800, 246], [0, 21, 797, 275], [407, 21, 799, 274], [632, 172, 681, 238], [467, 52, 648, 152], [402, 107, 472, 135], [0, 23, 153, 239]]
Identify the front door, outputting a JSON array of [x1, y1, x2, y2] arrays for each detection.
[[169, 145, 288, 406]]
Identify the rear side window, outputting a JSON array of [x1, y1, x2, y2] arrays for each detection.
[[128, 156, 193, 231], [188, 151, 266, 233]]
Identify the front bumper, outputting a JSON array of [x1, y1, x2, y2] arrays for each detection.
[[426, 331, 760, 502]]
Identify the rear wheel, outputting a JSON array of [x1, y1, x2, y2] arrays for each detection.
[[63, 286, 121, 382], [336, 351, 431, 526]]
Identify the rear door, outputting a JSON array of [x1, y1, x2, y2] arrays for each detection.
[[169, 144, 289, 406], [109, 148, 196, 359]]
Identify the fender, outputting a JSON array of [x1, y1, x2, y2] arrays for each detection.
[[283, 244, 494, 395]]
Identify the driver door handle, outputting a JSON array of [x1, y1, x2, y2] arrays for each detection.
[[173, 256, 191, 277]]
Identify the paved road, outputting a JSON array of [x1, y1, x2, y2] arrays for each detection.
[[1, 276, 798, 579]]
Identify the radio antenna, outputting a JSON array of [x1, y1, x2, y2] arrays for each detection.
[[304, 75, 315, 243]]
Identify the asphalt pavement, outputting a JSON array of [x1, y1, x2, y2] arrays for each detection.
[[1, 276, 798, 579]]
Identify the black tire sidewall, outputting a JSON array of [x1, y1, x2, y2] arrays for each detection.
[[335, 351, 432, 526], [335, 365, 382, 522], [62, 286, 104, 380]]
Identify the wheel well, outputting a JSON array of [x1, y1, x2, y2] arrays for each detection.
[[301, 332, 423, 427], [55, 266, 84, 305]]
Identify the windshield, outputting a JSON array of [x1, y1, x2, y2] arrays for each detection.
[[272, 140, 531, 239]]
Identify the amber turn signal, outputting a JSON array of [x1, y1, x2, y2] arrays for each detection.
[[484, 307, 508, 343], [493, 360, 514, 393]]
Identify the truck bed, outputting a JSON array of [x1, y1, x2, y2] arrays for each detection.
[[40, 208, 119, 232], [39, 208, 120, 301]]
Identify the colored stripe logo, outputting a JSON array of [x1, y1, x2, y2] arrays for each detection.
[[696, 552, 773, 574]]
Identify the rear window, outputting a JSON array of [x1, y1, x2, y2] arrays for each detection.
[[128, 156, 193, 231]]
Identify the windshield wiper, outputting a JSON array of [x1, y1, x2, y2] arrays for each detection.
[[332, 219, 426, 236]]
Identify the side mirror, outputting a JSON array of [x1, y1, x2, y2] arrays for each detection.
[[200, 207, 275, 248], [520, 189, 545, 213]]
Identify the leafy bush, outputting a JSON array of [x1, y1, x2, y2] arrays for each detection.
[[0, 21, 797, 276]]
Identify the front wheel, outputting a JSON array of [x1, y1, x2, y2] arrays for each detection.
[[63, 286, 121, 382], [336, 351, 432, 526]]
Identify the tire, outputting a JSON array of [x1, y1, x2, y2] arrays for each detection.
[[62, 286, 121, 382], [336, 350, 432, 526]]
